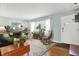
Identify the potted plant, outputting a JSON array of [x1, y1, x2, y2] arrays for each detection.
[[19, 35, 28, 46], [32, 24, 45, 39], [23, 27, 30, 35], [32, 31, 39, 39]]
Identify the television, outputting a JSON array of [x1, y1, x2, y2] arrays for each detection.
[[75, 14, 79, 22]]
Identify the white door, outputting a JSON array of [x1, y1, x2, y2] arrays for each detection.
[[61, 14, 79, 45]]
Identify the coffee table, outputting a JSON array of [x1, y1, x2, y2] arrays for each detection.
[[0, 44, 30, 56]]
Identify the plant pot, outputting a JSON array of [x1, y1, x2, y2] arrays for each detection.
[[33, 35, 39, 39], [25, 32, 28, 35], [20, 42, 24, 47], [33, 36, 38, 39]]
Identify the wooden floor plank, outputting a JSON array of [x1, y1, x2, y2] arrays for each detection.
[[48, 45, 70, 56]]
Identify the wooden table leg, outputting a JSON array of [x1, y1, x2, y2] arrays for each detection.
[[0, 50, 1, 56], [27, 52, 29, 56]]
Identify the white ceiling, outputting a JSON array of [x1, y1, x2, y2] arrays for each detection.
[[0, 3, 79, 20]]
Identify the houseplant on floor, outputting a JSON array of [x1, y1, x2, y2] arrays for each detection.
[[32, 24, 45, 40]]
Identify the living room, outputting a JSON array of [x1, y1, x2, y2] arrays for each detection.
[[0, 3, 79, 56]]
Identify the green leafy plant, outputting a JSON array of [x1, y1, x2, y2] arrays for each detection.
[[23, 27, 28, 32], [36, 24, 45, 34], [32, 24, 45, 39], [23, 27, 30, 35], [19, 36, 27, 44], [32, 31, 39, 39]]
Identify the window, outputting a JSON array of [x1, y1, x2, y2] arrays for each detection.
[[30, 18, 51, 32], [45, 19, 51, 31], [30, 22, 35, 32]]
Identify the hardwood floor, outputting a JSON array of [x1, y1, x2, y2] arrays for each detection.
[[47, 43, 70, 56]]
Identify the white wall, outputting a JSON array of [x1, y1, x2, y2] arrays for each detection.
[[0, 16, 28, 29], [61, 14, 79, 45]]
